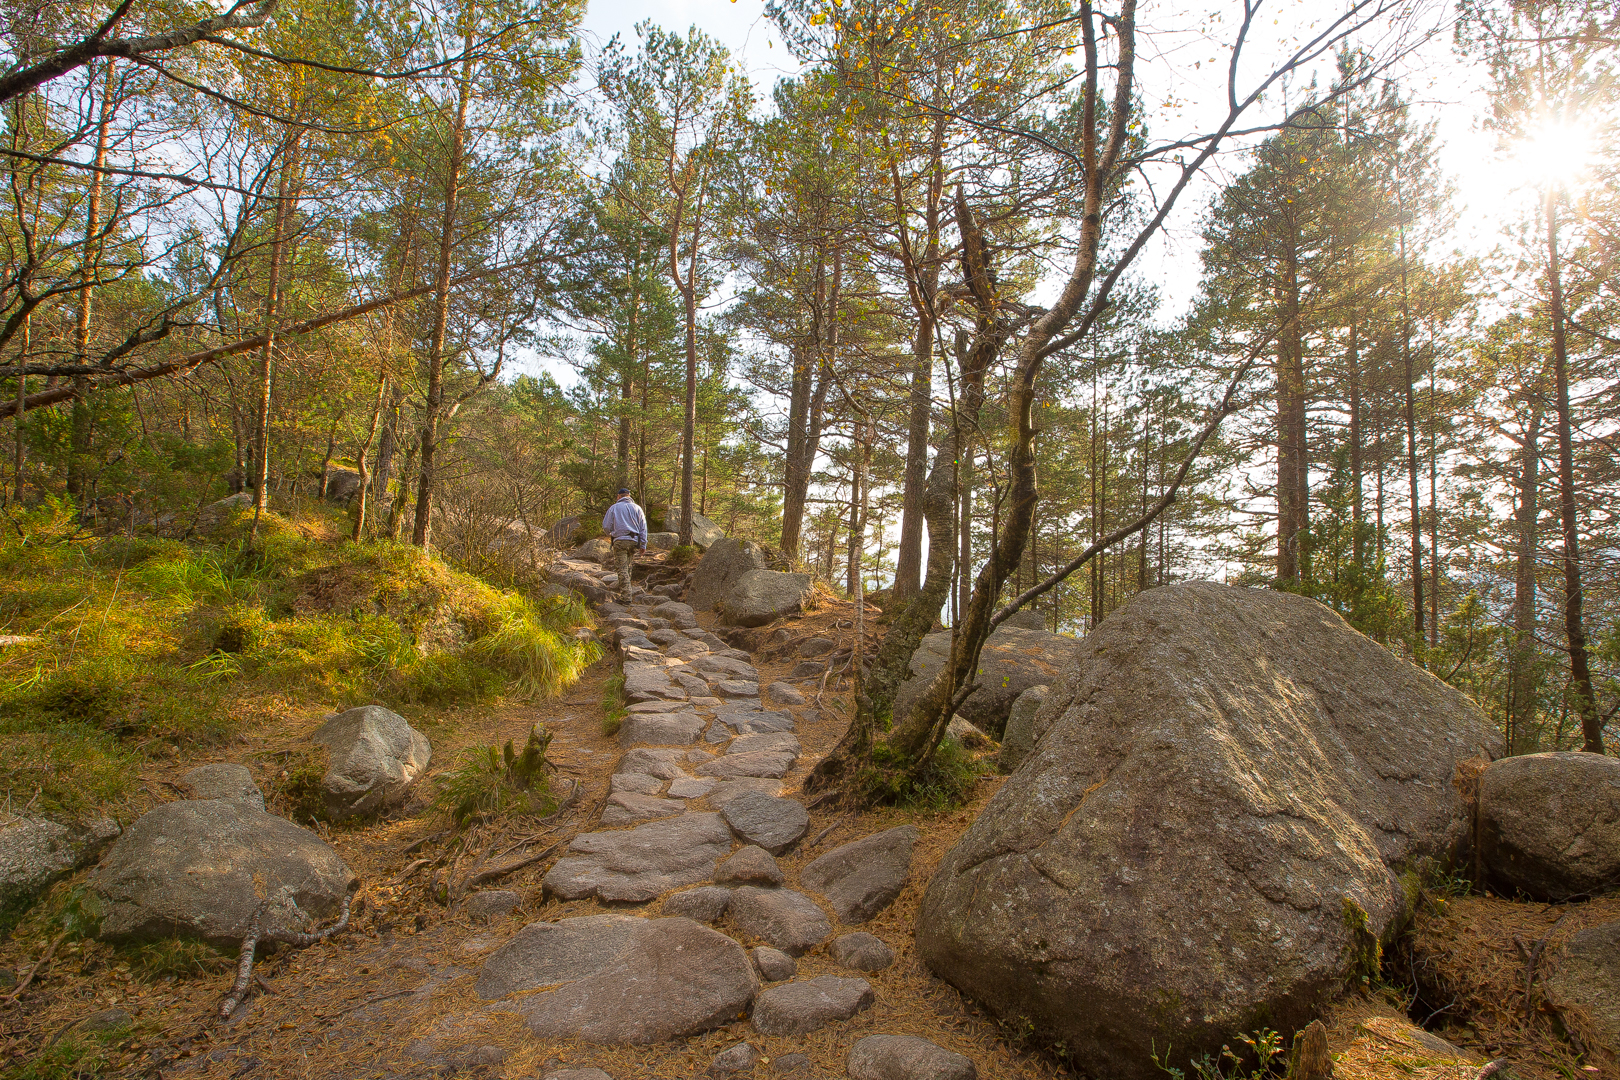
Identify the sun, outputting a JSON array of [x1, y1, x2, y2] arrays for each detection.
[[1508, 117, 1595, 192]]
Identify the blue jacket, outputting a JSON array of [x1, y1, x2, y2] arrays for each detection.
[[602, 498, 648, 548]]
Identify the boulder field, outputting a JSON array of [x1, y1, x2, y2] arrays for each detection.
[[916, 581, 1502, 1080]]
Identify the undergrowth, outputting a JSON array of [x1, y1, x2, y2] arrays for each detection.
[[0, 502, 597, 815], [1152, 1029, 1285, 1080], [856, 737, 983, 810]]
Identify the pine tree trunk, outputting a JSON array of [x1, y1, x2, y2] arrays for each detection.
[[1275, 214, 1307, 584], [252, 132, 302, 537], [1398, 214, 1424, 644], [1545, 195, 1603, 754], [1508, 399, 1543, 753], [412, 49, 472, 551], [67, 62, 115, 509]]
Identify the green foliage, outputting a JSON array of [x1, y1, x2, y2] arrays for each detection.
[[666, 543, 698, 567], [0, 510, 596, 815], [269, 746, 332, 824], [1152, 1029, 1285, 1080], [434, 728, 556, 828], [1341, 897, 1383, 988], [857, 738, 981, 811], [119, 937, 232, 982], [601, 672, 627, 736]]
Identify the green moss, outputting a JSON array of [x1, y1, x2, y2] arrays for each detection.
[[1341, 896, 1382, 987]]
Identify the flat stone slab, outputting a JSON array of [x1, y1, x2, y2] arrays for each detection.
[[626, 700, 692, 715], [721, 793, 809, 855], [668, 776, 718, 799], [543, 814, 733, 903], [727, 732, 801, 757], [712, 680, 761, 699], [751, 975, 873, 1035], [712, 705, 796, 735], [847, 1035, 976, 1080], [618, 711, 705, 747], [801, 826, 920, 924], [696, 751, 797, 779], [661, 886, 732, 923], [600, 793, 685, 827], [694, 655, 760, 681], [610, 772, 664, 796], [729, 886, 831, 955], [481, 915, 757, 1044], [708, 778, 786, 805], [765, 682, 807, 706], [618, 748, 692, 781], [180, 764, 265, 810]]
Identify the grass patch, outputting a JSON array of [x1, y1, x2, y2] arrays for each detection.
[[433, 729, 556, 828], [0, 503, 598, 816], [666, 544, 698, 567], [602, 671, 627, 736]]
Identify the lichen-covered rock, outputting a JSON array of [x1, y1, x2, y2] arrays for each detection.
[[91, 801, 354, 945], [916, 582, 1502, 1080], [894, 626, 1081, 739], [1545, 921, 1620, 1055], [0, 815, 119, 917], [310, 705, 431, 820], [718, 570, 812, 628], [1477, 751, 1620, 900], [997, 684, 1050, 772], [688, 538, 767, 612]]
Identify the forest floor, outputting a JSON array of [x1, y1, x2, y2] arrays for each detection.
[[0, 533, 1601, 1080]]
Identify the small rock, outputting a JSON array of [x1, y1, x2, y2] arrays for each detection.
[[729, 886, 831, 955], [773, 1053, 811, 1074], [728, 732, 802, 756], [831, 932, 896, 972], [546, 1069, 614, 1080], [80, 1008, 132, 1034], [751, 975, 874, 1035], [311, 705, 432, 820], [945, 716, 991, 747], [721, 793, 809, 855], [648, 532, 680, 551], [662, 886, 733, 923], [463, 890, 520, 923], [800, 826, 920, 924], [180, 763, 265, 809], [798, 638, 836, 657], [710, 1042, 760, 1074], [790, 661, 825, 679], [847, 1034, 976, 1080], [753, 946, 797, 982], [713, 679, 762, 700], [668, 777, 718, 799], [716, 846, 786, 887], [0, 815, 120, 917], [718, 569, 813, 628], [765, 683, 806, 706]]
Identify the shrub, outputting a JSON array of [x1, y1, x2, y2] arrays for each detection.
[[666, 544, 698, 567], [434, 729, 556, 827]]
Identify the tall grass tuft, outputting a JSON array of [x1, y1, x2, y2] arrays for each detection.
[[434, 728, 555, 827], [466, 594, 601, 701]]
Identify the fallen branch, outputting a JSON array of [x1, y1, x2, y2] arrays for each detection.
[[1, 931, 67, 1005], [219, 892, 353, 1018], [807, 815, 847, 850], [463, 840, 564, 890]]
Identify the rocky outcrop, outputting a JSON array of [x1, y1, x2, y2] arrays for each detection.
[[478, 915, 756, 1044], [311, 706, 432, 820], [894, 625, 1082, 739], [997, 684, 1050, 771], [717, 569, 813, 628], [91, 800, 355, 945], [668, 508, 726, 549], [687, 538, 767, 612], [801, 826, 920, 924], [0, 815, 119, 917], [1477, 751, 1620, 900], [916, 582, 1501, 1080]]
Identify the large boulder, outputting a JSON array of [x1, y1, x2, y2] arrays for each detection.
[[997, 685, 1050, 772], [688, 538, 767, 612], [893, 626, 1082, 739], [668, 508, 726, 550], [478, 915, 757, 1044], [1477, 751, 1620, 900], [718, 570, 813, 628], [915, 582, 1501, 1080], [91, 800, 355, 945], [0, 815, 119, 917], [575, 536, 613, 565], [311, 706, 432, 820]]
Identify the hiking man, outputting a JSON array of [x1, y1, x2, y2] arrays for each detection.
[[601, 487, 647, 600]]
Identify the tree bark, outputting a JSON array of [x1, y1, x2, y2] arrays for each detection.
[[67, 62, 116, 508], [352, 371, 387, 540], [251, 130, 302, 538], [1398, 210, 1424, 645], [412, 45, 472, 551], [1545, 194, 1603, 754], [1508, 396, 1543, 753], [1275, 209, 1307, 584]]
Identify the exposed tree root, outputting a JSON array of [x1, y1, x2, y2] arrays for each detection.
[[220, 892, 354, 1018]]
